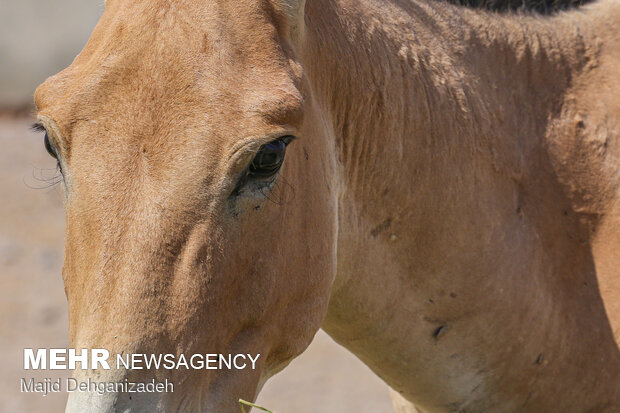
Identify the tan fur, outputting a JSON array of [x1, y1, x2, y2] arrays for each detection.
[[34, 0, 620, 412]]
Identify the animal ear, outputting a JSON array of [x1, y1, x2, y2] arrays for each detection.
[[271, 0, 306, 39]]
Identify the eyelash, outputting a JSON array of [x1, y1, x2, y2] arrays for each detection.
[[31, 122, 46, 133]]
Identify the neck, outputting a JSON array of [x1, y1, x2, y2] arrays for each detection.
[[297, 0, 620, 410], [302, 0, 600, 160]]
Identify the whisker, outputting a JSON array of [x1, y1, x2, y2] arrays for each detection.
[[277, 174, 295, 205], [24, 164, 63, 190], [259, 184, 282, 205]]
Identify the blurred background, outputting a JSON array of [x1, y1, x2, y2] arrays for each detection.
[[0, 1, 392, 412]]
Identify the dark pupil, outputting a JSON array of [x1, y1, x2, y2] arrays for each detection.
[[249, 140, 286, 176], [44, 133, 57, 159]]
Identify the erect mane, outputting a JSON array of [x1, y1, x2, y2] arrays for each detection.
[[442, 0, 594, 13]]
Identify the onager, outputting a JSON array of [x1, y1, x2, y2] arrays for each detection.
[[33, 0, 620, 411]]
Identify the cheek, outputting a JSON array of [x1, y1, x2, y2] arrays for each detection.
[[231, 191, 337, 325], [248, 223, 337, 376]]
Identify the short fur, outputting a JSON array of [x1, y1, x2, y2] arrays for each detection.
[[34, 0, 620, 412]]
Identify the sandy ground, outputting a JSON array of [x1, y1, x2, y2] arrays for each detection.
[[0, 116, 393, 413]]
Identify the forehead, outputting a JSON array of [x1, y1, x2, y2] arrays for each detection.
[[35, 0, 303, 144]]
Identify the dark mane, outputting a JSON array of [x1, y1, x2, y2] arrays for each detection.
[[443, 0, 594, 13]]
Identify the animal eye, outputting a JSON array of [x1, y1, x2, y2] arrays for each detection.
[[44, 133, 58, 159], [248, 136, 294, 178]]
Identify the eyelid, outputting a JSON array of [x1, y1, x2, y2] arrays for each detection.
[[31, 122, 60, 155], [35, 115, 66, 155], [279, 135, 296, 146], [227, 132, 296, 168]]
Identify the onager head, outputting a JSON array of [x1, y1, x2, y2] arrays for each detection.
[[35, 0, 336, 411]]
